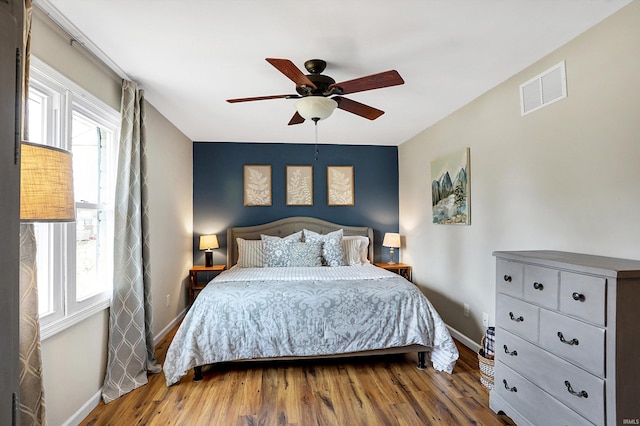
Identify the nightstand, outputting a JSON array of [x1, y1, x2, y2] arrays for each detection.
[[375, 263, 412, 282], [189, 265, 225, 304]]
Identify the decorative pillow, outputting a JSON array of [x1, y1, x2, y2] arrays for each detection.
[[263, 230, 303, 242], [303, 229, 345, 267], [289, 242, 323, 267], [342, 238, 363, 265], [236, 238, 264, 267], [343, 235, 370, 264], [261, 234, 301, 267]]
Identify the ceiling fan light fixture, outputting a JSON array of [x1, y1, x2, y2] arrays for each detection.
[[295, 96, 338, 121]]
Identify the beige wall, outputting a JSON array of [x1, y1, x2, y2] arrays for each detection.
[[32, 9, 193, 426], [399, 1, 640, 345], [144, 102, 194, 335]]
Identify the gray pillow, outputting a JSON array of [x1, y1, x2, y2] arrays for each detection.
[[260, 232, 302, 267], [261, 235, 293, 267], [289, 242, 323, 267], [303, 229, 345, 267]]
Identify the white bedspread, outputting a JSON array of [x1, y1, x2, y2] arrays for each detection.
[[163, 264, 459, 386]]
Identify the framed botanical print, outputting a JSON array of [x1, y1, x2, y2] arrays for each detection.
[[243, 164, 272, 206], [327, 166, 354, 206], [286, 165, 313, 206]]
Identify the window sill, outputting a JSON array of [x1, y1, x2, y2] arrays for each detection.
[[40, 299, 111, 341]]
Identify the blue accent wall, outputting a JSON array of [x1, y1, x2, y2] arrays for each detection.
[[193, 142, 399, 265]]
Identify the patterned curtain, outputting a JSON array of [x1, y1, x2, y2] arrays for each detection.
[[19, 0, 47, 424], [19, 226, 45, 426], [101, 80, 161, 403]]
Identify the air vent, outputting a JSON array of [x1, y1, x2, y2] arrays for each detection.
[[520, 61, 567, 116]]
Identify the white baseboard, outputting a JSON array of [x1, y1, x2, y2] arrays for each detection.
[[62, 390, 102, 426], [446, 324, 481, 353], [154, 307, 187, 346], [64, 309, 187, 426]]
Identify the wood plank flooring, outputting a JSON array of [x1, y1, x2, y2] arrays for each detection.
[[81, 324, 514, 425]]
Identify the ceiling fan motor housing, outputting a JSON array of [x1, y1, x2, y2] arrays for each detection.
[[296, 73, 338, 97]]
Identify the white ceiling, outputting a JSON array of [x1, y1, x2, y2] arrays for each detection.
[[36, 0, 630, 146]]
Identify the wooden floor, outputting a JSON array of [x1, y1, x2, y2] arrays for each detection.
[[81, 324, 514, 425]]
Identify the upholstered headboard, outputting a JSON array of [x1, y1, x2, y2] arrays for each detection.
[[226, 216, 374, 269]]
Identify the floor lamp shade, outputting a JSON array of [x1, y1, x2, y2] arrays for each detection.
[[20, 142, 76, 222]]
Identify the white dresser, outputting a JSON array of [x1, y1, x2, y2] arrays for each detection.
[[490, 250, 640, 426]]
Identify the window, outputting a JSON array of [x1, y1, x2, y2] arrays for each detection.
[[28, 57, 120, 339]]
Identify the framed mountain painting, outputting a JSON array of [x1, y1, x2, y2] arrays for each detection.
[[431, 148, 470, 225]]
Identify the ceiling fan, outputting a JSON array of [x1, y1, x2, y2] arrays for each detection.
[[226, 58, 405, 125]]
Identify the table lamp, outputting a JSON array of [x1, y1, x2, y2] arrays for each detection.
[[199, 234, 219, 267], [382, 232, 401, 264]]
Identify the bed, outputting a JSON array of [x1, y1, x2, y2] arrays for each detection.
[[163, 217, 459, 386]]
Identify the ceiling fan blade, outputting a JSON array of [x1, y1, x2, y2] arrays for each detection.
[[266, 58, 317, 89], [226, 94, 298, 103], [329, 70, 404, 95], [288, 111, 305, 125], [333, 96, 384, 120]]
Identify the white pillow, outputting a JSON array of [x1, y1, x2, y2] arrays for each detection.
[[342, 238, 362, 265], [343, 235, 370, 264], [236, 238, 264, 267]]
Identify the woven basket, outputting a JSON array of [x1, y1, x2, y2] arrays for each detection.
[[478, 335, 495, 391], [480, 370, 494, 391], [478, 351, 495, 377]]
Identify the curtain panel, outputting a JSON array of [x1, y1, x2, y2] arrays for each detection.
[[19, 0, 47, 424], [102, 80, 161, 404]]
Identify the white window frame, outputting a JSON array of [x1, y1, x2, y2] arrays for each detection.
[[30, 56, 120, 340]]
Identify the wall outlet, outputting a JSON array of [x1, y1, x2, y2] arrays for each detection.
[[482, 312, 489, 327], [464, 303, 470, 318], [166, 294, 170, 307]]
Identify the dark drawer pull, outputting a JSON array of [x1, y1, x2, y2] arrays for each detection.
[[565, 380, 588, 398], [572, 292, 585, 302], [557, 332, 579, 346], [503, 379, 517, 392], [503, 275, 512, 282], [503, 344, 518, 356], [509, 312, 524, 322], [533, 282, 544, 290]]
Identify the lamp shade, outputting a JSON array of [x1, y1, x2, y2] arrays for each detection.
[[382, 232, 401, 248], [20, 142, 75, 222], [199, 234, 219, 250], [295, 96, 338, 121]]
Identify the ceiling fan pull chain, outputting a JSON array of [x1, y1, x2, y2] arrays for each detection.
[[314, 118, 319, 161]]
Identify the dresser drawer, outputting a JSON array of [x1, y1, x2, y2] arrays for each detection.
[[496, 294, 539, 342], [523, 264, 559, 310], [539, 309, 605, 377], [497, 329, 535, 375], [496, 259, 523, 298], [559, 271, 606, 326], [496, 329, 604, 425], [493, 362, 593, 426]]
